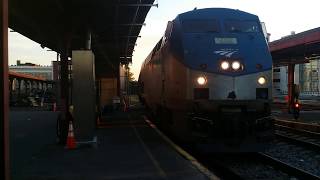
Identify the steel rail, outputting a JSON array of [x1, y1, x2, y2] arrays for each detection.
[[275, 132, 320, 152], [275, 124, 320, 138], [257, 153, 320, 180], [274, 119, 320, 134]]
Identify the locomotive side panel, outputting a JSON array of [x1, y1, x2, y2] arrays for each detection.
[[140, 52, 163, 113], [163, 54, 188, 110], [162, 53, 193, 140]]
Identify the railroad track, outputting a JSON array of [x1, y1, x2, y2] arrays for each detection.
[[274, 119, 320, 134], [274, 119, 320, 150], [256, 152, 320, 180], [275, 132, 320, 152], [198, 152, 320, 180]]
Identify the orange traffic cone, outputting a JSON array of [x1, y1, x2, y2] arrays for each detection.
[[66, 121, 77, 149]]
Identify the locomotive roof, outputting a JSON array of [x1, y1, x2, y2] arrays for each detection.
[[177, 8, 259, 21]]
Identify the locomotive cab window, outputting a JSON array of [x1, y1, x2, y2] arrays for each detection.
[[182, 19, 220, 33], [225, 20, 260, 33]]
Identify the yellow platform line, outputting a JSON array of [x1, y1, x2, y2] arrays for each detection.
[[143, 116, 220, 180]]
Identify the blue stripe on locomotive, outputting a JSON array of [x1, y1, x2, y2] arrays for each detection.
[[169, 8, 272, 76]]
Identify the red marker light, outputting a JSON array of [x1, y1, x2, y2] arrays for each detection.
[[295, 103, 299, 108]]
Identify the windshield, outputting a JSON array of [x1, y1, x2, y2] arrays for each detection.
[[182, 20, 220, 33], [224, 20, 260, 33]]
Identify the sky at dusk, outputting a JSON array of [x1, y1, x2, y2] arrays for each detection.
[[8, 0, 320, 80]]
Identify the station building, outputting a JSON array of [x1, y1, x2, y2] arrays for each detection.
[[273, 59, 320, 96], [9, 60, 53, 80]]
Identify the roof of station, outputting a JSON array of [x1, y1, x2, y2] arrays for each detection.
[[269, 27, 320, 66], [9, 0, 155, 77], [9, 71, 46, 82]]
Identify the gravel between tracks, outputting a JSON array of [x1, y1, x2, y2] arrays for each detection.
[[265, 140, 320, 177], [217, 156, 291, 179], [199, 153, 293, 180]]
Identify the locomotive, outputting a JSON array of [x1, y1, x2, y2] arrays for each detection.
[[139, 8, 274, 151]]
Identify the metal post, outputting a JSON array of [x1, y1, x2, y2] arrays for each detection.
[[18, 79, 21, 97], [0, 0, 10, 178], [85, 29, 91, 50], [27, 81, 30, 95], [60, 49, 69, 113], [117, 63, 120, 96], [288, 63, 295, 112], [32, 81, 35, 95], [24, 80, 28, 94], [9, 78, 12, 103], [57, 42, 71, 145]]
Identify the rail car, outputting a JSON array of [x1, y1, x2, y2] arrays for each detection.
[[139, 8, 274, 151]]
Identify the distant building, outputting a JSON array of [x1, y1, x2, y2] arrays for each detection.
[[273, 59, 320, 96], [52, 60, 72, 81], [9, 60, 53, 80]]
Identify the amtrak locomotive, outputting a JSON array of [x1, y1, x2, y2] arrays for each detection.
[[139, 8, 274, 151]]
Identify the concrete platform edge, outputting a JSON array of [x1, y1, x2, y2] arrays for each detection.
[[143, 116, 220, 180]]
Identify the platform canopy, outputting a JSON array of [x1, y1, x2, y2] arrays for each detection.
[[269, 27, 320, 66], [9, 0, 155, 77]]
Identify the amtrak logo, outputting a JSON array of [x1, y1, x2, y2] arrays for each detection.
[[214, 49, 238, 57]]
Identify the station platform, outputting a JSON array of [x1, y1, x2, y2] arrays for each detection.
[[11, 107, 217, 180]]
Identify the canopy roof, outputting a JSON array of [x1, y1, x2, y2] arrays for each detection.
[[9, 0, 155, 76], [269, 27, 320, 66]]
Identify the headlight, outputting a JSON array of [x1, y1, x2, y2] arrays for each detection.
[[232, 61, 241, 70], [221, 61, 229, 70], [197, 76, 207, 85], [258, 76, 266, 85]]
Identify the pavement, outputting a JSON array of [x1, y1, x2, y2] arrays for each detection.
[[10, 111, 59, 176], [10, 109, 215, 180]]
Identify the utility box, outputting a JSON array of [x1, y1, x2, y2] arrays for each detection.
[[72, 50, 96, 141]]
